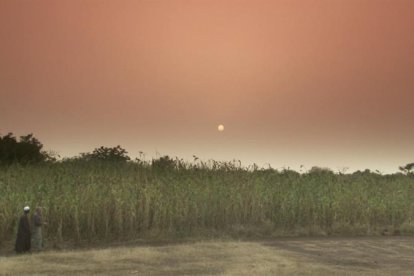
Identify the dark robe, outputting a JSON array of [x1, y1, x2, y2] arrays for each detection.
[[15, 214, 31, 253]]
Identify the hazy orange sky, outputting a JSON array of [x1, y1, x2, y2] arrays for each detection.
[[1, 0, 413, 172]]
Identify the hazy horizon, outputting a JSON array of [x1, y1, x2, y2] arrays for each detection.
[[1, 0, 413, 173], [0, 129, 409, 174]]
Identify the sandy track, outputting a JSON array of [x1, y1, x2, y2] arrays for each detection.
[[263, 236, 414, 275], [1, 237, 413, 275]]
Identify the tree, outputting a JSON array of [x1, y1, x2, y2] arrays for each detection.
[[0, 133, 50, 165], [152, 155, 176, 171], [79, 145, 131, 162], [399, 163, 414, 175], [308, 166, 333, 174]]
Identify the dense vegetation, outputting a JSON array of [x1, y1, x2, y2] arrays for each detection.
[[1, 160, 413, 246], [1, 133, 413, 247]]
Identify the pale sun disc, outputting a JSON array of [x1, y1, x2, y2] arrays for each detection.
[[218, 124, 224, 132]]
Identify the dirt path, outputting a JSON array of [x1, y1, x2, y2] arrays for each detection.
[[263, 236, 414, 275], [1, 237, 413, 275]]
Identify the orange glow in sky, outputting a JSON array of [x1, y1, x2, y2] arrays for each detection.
[[1, 0, 413, 172]]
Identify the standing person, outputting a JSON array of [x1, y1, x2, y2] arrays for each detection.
[[15, 206, 31, 254], [32, 207, 46, 251]]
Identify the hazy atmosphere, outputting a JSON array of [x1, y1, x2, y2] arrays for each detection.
[[1, 0, 413, 173]]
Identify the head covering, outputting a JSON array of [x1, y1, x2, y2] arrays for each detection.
[[23, 206, 30, 212]]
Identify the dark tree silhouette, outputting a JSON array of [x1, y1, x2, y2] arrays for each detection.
[[399, 163, 414, 175], [308, 166, 333, 175], [0, 133, 50, 165], [79, 145, 131, 162], [152, 155, 176, 171]]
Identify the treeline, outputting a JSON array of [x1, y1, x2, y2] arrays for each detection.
[[0, 132, 413, 175], [0, 133, 130, 165], [0, 133, 176, 169]]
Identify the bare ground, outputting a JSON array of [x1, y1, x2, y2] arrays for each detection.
[[1, 237, 414, 275]]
